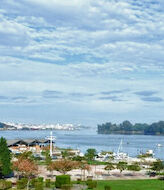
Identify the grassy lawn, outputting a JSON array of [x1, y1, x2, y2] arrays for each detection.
[[86, 179, 164, 190]]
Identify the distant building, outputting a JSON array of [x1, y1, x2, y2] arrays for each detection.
[[7, 138, 82, 159], [7, 139, 52, 154]]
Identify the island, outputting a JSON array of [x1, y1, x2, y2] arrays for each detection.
[[97, 120, 164, 135]]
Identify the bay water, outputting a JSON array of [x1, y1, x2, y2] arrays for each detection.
[[0, 128, 164, 160]]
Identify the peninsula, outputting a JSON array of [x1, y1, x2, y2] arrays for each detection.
[[97, 120, 164, 135]]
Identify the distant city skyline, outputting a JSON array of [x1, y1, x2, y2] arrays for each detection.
[[0, 0, 164, 125]]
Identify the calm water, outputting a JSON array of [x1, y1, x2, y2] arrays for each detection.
[[0, 128, 164, 160]]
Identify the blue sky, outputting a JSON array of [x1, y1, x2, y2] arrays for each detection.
[[0, 0, 164, 125]]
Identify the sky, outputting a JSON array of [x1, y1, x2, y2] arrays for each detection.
[[0, 0, 164, 126]]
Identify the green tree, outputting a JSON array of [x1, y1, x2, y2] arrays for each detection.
[[45, 150, 52, 165], [104, 163, 115, 174], [0, 137, 11, 177], [117, 162, 127, 173], [85, 149, 97, 161], [44, 150, 52, 178], [127, 164, 141, 173], [151, 160, 164, 174], [72, 155, 85, 162], [17, 151, 33, 160], [120, 120, 133, 131], [61, 150, 69, 160]]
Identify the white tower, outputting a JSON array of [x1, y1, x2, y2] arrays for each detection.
[[46, 131, 56, 157]]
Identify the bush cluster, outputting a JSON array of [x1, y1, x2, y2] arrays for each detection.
[[17, 178, 28, 189], [35, 182, 43, 190], [45, 179, 51, 187], [0, 180, 12, 190], [104, 185, 111, 190], [30, 177, 44, 190], [127, 164, 141, 171], [55, 175, 71, 188], [61, 184, 73, 190], [86, 179, 97, 189]]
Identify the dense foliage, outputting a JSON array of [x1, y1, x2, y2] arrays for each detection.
[[98, 120, 164, 135], [85, 149, 97, 161], [104, 185, 111, 190], [55, 175, 71, 188], [127, 164, 141, 171], [0, 137, 11, 177], [0, 180, 12, 190], [86, 179, 97, 189], [151, 160, 164, 173], [17, 178, 28, 189]]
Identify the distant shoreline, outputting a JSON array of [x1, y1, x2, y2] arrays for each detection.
[[0, 128, 78, 131], [97, 131, 164, 136], [97, 120, 164, 136]]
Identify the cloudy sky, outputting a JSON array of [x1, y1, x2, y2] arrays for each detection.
[[0, 0, 164, 125]]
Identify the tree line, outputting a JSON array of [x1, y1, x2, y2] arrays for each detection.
[[97, 120, 164, 135]]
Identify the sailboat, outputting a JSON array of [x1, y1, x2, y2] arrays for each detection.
[[115, 139, 129, 160]]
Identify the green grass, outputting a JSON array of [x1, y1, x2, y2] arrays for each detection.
[[86, 179, 164, 190]]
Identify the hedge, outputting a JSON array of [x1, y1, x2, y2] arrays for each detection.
[[55, 175, 71, 188], [17, 178, 28, 189], [86, 179, 97, 189]]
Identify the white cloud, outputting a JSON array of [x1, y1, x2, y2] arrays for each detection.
[[0, 15, 32, 46], [0, 0, 164, 123]]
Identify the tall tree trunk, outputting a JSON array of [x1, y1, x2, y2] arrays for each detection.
[[81, 169, 83, 181], [27, 177, 30, 190], [51, 170, 53, 179], [17, 171, 19, 180]]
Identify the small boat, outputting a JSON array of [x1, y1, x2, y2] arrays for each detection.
[[146, 149, 154, 156], [157, 144, 163, 147]]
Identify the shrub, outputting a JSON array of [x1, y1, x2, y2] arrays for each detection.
[[61, 184, 73, 190], [45, 179, 51, 188], [158, 176, 164, 180], [127, 164, 141, 171], [0, 180, 12, 190], [104, 185, 111, 190], [17, 178, 28, 189], [55, 175, 71, 188], [72, 156, 84, 161], [37, 177, 44, 183], [86, 179, 97, 189], [30, 177, 44, 189], [30, 178, 36, 188], [77, 178, 81, 184], [35, 182, 43, 190]]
